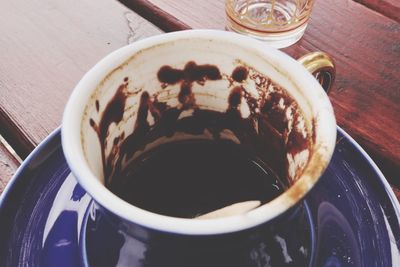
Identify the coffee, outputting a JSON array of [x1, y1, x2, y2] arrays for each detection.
[[88, 60, 312, 218], [63, 31, 337, 266], [109, 138, 284, 218]]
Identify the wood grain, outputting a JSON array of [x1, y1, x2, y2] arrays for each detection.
[[392, 186, 400, 203], [121, 0, 400, 185], [120, 0, 224, 31], [0, 139, 20, 195], [0, 0, 162, 159], [354, 0, 400, 22], [119, 0, 190, 32]]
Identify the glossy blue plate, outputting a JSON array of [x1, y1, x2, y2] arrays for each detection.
[[0, 127, 399, 266]]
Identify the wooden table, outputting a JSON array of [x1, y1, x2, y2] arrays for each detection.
[[0, 0, 399, 199]]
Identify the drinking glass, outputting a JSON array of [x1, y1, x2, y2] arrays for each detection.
[[225, 0, 316, 48]]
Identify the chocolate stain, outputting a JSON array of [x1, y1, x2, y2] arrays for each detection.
[[228, 86, 243, 109], [158, 61, 222, 109], [231, 66, 248, 82], [90, 83, 128, 179], [90, 61, 311, 192]]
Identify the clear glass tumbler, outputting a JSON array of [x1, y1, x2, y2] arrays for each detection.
[[225, 0, 315, 48]]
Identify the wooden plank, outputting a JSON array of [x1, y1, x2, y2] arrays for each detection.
[[119, 0, 190, 32], [122, 0, 400, 185], [354, 0, 400, 23], [0, 137, 20, 195], [392, 187, 400, 203], [119, 0, 223, 31], [0, 0, 163, 159]]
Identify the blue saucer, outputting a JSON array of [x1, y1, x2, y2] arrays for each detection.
[[0, 127, 399, 266]]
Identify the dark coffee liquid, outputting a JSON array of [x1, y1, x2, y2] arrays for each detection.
[[109, 139, 284, 218], [90, 61, 311, 219]]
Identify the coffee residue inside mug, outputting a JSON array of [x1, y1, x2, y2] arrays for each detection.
[[89, 61, 311, 218]]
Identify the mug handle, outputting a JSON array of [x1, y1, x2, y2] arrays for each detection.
[[297, 52, 336, 93]]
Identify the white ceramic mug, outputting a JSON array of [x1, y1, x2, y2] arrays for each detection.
[[62, 30, 336, 266]]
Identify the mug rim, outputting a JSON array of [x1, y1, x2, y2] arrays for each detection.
[[62, 29, 336, 235]]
